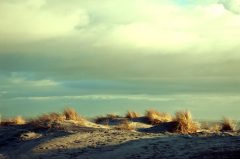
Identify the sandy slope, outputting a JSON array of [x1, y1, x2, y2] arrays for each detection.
[[0, 121, 240, 159]]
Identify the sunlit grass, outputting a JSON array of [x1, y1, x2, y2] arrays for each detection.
[[173, 111, 199, 134], [145, 109, 172, 125], [29, 108, 85, 129], [115, 119, 136, 131], [220, 117, 236, 132], [0, 108, 238, 134], [126, 111, 140, 119], [1, 116, 26, 126]]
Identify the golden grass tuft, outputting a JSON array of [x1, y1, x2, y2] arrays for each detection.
[[173, 111, 199, 134], [1, 116, 26, 126], [126, 111, 140, 119], [36, 113, 65, 123], [29, 112, 65, 129], [208, 124, 221, 132], [201, 122, 221, 132], [14, 116, 26, 125], [30, 108, 86, 129], [220, 117, 236, 131], [116, 120, 136, 131], [145, 109, 172, 125], [63, 108, 79, 121], [63, 108, 86, 124]]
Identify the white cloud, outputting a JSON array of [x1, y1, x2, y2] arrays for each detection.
[[92, 1, 240, 54], [12, 94, 174, 102], [11, 94, 240, 105], [9, 75, 59, 87], [1, 0, 240, 55], [220, 0, 240, 14], [0, 0, 89, 41]]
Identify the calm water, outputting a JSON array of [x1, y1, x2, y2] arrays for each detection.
[[1, 94, 240, 120]]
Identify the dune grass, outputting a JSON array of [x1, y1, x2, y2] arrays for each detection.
[[145, 109, 172, 125], [14, 116, 26, 125], [1, 116, 26, 126], [173, 111, 199, 134], [126, 111, 140, 119], [63, 108, 82, 121], [30, 112, 65, 124], [1, 108, 238, 134], [116, 120, 136, 131], [209, 124, 221, 132], [220, 117, 236, 131], [201, 122, 221, 132], [29, 112, 66, 129], [30, 108, 85, 129], [202, 117, 236, 132]]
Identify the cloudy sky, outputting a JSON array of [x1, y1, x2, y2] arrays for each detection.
[[1, 0, 240, 119]]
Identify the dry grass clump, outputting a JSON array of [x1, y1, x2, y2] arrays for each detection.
[[220, 117, 236, 131], [63, 108, 80, 120], [14, 116, 26, 125], [201, 122, 221, 132], [208, 124, 221, 132], [173, 111, 199, 134], [29, 112, 65, 129], [1, 116, 26, 126], [63, 108, 86, 125], [145, 109, 172, 125], [116, 120, 136, 131], [35, 113, 65, 123], [30, 108, 85, 129], [126, 111, 140, 119]]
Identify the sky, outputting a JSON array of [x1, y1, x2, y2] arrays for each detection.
[[1, 0, 240, 120]]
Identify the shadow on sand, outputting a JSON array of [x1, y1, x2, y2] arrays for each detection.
[[1, 124, 240, 159]]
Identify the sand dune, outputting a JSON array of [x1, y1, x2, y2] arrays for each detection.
[[0, 116, 240, 159]]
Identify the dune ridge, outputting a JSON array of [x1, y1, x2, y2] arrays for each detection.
[[0, 108, 239, 159]]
